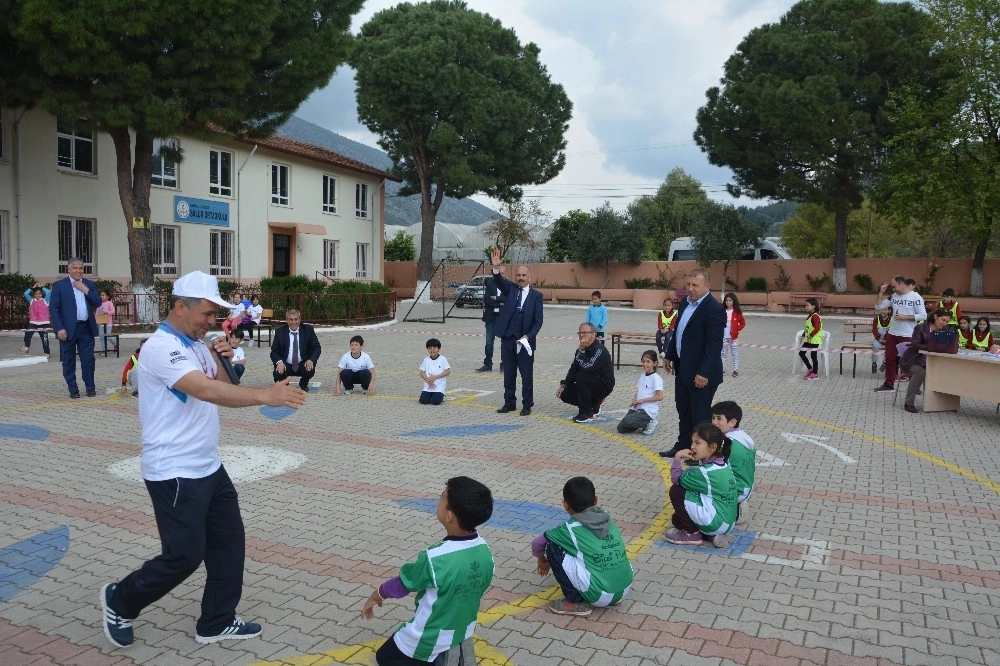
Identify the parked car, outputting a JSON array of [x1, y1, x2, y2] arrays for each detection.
[[667, 237, 792, 261], [455, 275, 488, 308]]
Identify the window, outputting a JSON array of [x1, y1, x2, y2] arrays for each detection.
[[57, 121, 94, 174], [355, 183, 368, 218], [0, 211, 8, 273], [209, 149, 233, 197], [152, 224, 179, 276], [355, 242, 369, 278], [322, 175, 337, 214], [210, 230, 234, 276], [323, 240, 338, 278], [57, 217, 95, 273], [271, 163, 290, 206], [151, 138, 178, 188]]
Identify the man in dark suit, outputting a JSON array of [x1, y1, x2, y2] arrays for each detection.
[[49, 257, 102, 398], [476, 267, 505, 372], [490, 248, 543, 415], [660, 268, 726, 458], [270, 309, 321, 391]]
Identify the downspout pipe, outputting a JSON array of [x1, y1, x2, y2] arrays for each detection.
[[236, 144, 258, 281]]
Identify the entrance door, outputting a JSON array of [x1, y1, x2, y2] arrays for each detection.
[[272, 233, 291, 276]]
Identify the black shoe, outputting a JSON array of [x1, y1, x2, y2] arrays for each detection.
[[871, 361, 878, 373], [475, 365, 492, 373], [86, 389, 97, 397], [520, 407, 531, 416], [904, 403, 918, 413], [874, 384, 894, 392], [70, 392, 81, 399], [497, 404, 516, 413], [659, 443, 685, 458]]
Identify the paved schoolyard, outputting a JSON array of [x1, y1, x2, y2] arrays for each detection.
[[0, 303, 997, 666]]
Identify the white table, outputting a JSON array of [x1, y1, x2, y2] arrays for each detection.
[[922, 351, 1000, 412]]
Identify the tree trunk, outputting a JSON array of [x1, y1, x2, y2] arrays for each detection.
[[832, 205, 849, 292], [971, 238, 987, 296], [602, 260, 612, 288], [109, 127, 157, 322], [415, 157, 446, 283]]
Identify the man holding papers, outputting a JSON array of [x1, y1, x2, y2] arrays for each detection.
[[490, 248, 544, 416]]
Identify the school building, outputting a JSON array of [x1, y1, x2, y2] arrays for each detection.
[[0, 107, 397, 285]]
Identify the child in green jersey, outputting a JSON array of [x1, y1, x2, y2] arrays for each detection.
[[665, 423, 738, 548], [711, 401, 755, 525], [532, 476, 634, 617], [362, 476, 494, 665]]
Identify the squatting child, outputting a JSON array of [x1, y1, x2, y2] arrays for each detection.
[[21, 286, 51, 357], [418, 338, 451, 405], [586, 291, 608, 343], [711, 401, 756, 524], [119, 339, 146, 396], [362, 476, 494, 665], [617, 349, 663, 436], [335, 335, 376, 395], [532, 476, 633, 617], [665, 423, 737, 548]]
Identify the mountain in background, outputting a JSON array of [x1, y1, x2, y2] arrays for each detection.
[[742, 200, 798, 234], [277, 116, 499, 227]]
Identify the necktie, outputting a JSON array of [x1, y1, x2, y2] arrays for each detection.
[[291, 331, 300, 372], [516, 289, 524, 311]]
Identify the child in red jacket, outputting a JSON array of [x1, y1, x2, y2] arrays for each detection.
[[722, 293, 746, 377]]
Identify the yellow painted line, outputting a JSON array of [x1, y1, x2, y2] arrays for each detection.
[[250, 635, 511, 666]]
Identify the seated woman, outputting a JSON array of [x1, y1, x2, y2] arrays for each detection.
[[899, 308, 958, 414]]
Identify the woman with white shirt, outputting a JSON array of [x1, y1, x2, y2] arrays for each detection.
[[240, 295, 264, 342]]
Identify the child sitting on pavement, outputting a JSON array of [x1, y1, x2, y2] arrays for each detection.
[[665, 423, 737, 548], [617, 349, 663, 436], [711, 401, 756, 524], [418, 338, 450, 405], [531, 476, 633, 617], [362, 476, 494, 665]]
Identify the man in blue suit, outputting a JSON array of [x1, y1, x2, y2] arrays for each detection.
[[476, 267, 505, 372], [660, 268, 726, 458], [490, 248, 543, 416], [49, 257, 101, 398]]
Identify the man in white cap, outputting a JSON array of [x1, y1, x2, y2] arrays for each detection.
[[100, 271, 306, 649]]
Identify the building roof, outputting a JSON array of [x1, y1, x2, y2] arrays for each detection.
[[234, 133, 400, 182]]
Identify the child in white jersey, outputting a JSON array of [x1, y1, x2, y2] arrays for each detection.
[[418, 338, 451, 405], [617, 350, 663, 436], [711, 401, 755, 524], [362, 476, 494, 665], [531, 476, 633, 617], [335, 335, 376, 395]]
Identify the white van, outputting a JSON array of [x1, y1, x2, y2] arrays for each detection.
[[667, 237, 792, 261]]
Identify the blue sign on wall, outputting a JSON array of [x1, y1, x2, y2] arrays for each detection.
[[173, 196, 230, 226]]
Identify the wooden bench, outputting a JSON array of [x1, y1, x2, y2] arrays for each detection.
[[839, 318, 876, 378], [610, 331, 658, 369], [94, 313, 120, 358], [787, 292, 827, 313], [255, 309, 275, 348]]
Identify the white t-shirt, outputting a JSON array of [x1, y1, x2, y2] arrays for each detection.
[[232, 346, 245, 364], [635, 371, 663, 419], [248, 304, 264, 323], [137, 326, 222, 482], [888, 290, 927, 337], [338, 351, 375, 372], [227, 304, 245, 319], [420, 354, 450, 393]]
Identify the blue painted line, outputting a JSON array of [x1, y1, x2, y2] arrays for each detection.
[[652, 529, 757, 556], [395, 499, 566, 534], [0, 424, 50, 441], [398, 424, 524, 438], [260, 406, 296, 420], [0, 526, 70, 602]]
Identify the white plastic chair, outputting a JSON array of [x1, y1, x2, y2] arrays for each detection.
[[791, 330, 831, 377]]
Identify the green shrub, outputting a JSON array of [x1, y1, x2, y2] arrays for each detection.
[[806, 272, 831, 291], [0, 272, 36, 296], [744, 276, 767, 291], [774, 264, 791, 290], [624, 277, 655, 289], [94, 279, 123, 297], [854, 273, 875, 293]]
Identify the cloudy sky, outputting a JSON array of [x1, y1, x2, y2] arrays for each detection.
[[296, 0, 800, 217]]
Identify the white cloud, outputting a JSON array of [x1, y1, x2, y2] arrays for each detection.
[[295, 0, 799, 217]]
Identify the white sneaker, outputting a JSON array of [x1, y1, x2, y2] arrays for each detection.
[[643, 419, 658, 436], [343, 389, 352, 395], [362, 389, 369, 395]]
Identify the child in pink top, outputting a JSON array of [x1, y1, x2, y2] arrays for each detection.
[[96, 290, 116, 352], [22, 287, 51, 357]]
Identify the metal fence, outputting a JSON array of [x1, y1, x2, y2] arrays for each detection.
[[0, 290, 396, 331]]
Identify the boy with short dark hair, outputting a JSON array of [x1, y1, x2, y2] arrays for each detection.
[[418, 338, 451, 405], [531, 476, 633, 617], [711, 400, 756, 524], [937, 288, 962, 329], [336, 334, 376, 395], [229, 329, 246, 380], [586, 291, 608, 343], [362, 476, 494, 665]]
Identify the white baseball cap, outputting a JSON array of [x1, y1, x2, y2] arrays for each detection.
[[171, 271, 235, 308]]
